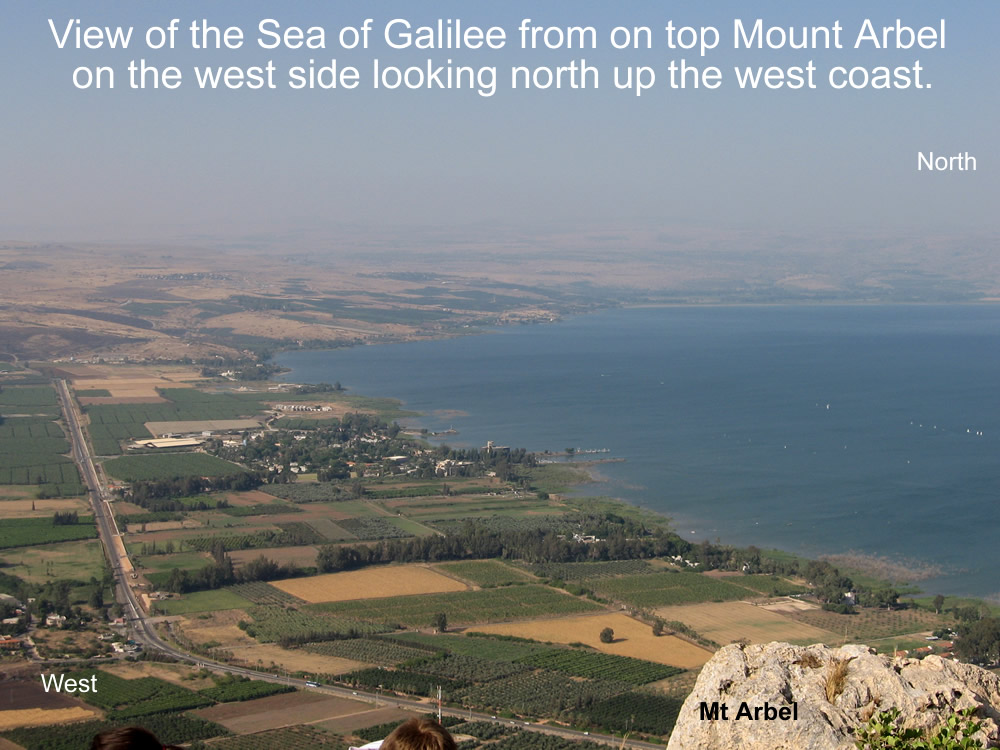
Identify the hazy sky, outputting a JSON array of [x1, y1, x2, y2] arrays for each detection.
[[1, 1, 996, 243]]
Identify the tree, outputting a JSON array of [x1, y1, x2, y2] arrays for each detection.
[[933, 594, 946, 614], [599, 627, 615, 644], [652, 619, 665, 637], [431, 612, 447, 633]]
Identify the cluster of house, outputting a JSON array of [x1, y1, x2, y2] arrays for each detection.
[[272, 404, 334, 412], [895, 639, 956, 660]]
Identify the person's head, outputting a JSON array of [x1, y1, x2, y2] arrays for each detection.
[[91, 726, 180, 750], [381, 718, 457, 750]]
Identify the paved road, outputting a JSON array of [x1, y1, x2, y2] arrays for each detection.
[[55, 379, 663, 749]]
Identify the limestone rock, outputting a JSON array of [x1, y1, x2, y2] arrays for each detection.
[[666, 642, 1000, 750]]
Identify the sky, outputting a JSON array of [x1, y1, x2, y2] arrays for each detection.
[[0, 1, 997, 245]]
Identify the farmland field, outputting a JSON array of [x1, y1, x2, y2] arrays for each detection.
[[243, 605, 392, 643], [474, 612, 713, 669], [778, 602, 951, 641], [588, 571, 756, 608], [155, 589, 254, 615], [307, 584, 602, 627], [516, 648, 683, 685], [271, 564, 468, 603], [528, 560, 653, 580], [228, 581, 307, 606], [383, 632, 550, 661], [0, 539, 105, 582], [652, 601, 840, 646], [102, 453, 248, 481], [0, 386, 60, 415], [0, 497, 88, 517], [0, 516, 97, 549], [303, 637, 434, 666], [202, 725, 346, 750], [436, 560, 536, 587], [194, 691, 368, 735]]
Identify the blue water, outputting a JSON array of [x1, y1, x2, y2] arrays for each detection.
[[278, 306, 1000, 599]]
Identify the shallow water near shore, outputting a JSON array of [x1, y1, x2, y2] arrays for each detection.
[[279, 305, 1000, 599]]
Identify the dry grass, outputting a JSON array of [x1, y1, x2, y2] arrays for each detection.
[[0, 498, 88, 518], [229, 545, 321, 569], [0, 707, 99, 730], [194, 692, 369, 734], [271, 564, 468, 604], [474, 612, 713, 669], [795, 651, 824, 669], [654, 601, 839, 646], [824, 657, 853, 702]]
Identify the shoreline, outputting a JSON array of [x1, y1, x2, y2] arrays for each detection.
[[273, 307, 999, 602]]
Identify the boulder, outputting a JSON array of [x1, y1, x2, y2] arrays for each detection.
[[667, 642, 1000, 749]]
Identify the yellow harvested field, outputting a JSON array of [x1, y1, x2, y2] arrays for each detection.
[[272, 564, 468, 603], [0, 498, 88, 517], [241, 644, 366, 675], [654, 601, 839, 646], [0, 707, 99, 730], [72, 376, 194, 399], [475, 612, 713, 669]]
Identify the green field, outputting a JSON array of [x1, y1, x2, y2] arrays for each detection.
[[0, 539, 105, 582], [437, 560, 536, 587], [588, 571, 756, 608], [528, 560, 654, 581], [155, 589, 254, 615], [0, 516, 97, 549], [244, 605, 392, 643], [102, 453, 248, 481], [383, 632, 550, 661], [516, 648, 682, 685], [0, 414, 83, 492], [303, 637, 434, 666], [202, 725, 343, 750], [0, 385, 61, 415], [307, 585, 602, 627]]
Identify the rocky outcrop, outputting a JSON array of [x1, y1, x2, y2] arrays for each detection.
[[667, 642, 1000, 749]]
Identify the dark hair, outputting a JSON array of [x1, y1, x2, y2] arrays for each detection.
[[381, 718, 457, 750], [90, 726, 180, 750]]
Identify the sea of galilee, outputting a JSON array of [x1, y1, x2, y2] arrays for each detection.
[[279, 304, 1000, 600]]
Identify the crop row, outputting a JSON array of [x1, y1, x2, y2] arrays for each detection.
[[244, 606, 392, 643], [459, 671, 628, 717], [303, 637, 434, 666], [0, 418, 65, 439], [307, 585, 602, 627], [528, 560, 654, 581], [203, 725, 345, 750], [589, 571, 755, 608], [0, 517, 96, 549], [71, 671, 211, 717], [102, 453, 247, 481], [262, 483, 347, 503], [517, 648, 682, 685], [228, 581, 306, 606], [0, 437, 71, 468], [0, 713, 227, 750], [0, 386, 59, 409], [383, 632, 550, 662], [337, 517, 412, 540], [341, 667, 466, 698], [200, 679, 294, 703], [218, 503, 301, 517], [0, 461, 80, 486], [408, 653, 530, 682], [437, 560, 535, 587]]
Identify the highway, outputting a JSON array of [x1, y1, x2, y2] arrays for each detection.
[[55, 379, 663, 749]]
